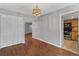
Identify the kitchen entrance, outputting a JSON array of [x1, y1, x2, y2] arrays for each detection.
[[63, 18, 79, 54]]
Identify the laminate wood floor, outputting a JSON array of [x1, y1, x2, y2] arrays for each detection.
[[0, 33, 78, 56]]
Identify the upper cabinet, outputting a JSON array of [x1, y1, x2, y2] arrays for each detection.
[[72, 18, 78, 26]]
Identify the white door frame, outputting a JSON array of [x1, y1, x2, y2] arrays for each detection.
[[60, 10, 79, 47]]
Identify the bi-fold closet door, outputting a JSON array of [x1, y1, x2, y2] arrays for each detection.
[[0, 14, 25, 48]]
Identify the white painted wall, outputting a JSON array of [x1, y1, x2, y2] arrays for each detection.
[[24, 16, 35, 23], [0, 14, 25, 48], [32, 13, 60, 47], [0, 7, 34, 48], [32, 4, 79, 47]]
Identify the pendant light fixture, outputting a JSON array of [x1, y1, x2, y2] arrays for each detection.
[[32, 3, 41, 16]]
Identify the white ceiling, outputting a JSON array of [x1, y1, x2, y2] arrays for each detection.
[[0, 3, 74, 17]]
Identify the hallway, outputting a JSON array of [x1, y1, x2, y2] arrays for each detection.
[[0, 34, 78, 56]]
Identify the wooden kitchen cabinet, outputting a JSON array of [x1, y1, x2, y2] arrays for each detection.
[[72, 19, 78, 27], [72, 31, 78, 41], [71, 18, 78, 41]]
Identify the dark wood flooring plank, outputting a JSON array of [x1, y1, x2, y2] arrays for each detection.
[[0, 33, 78, 56]]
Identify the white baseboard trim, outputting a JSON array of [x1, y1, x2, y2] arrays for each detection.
[[0, 42, 25, 49], [32, 36, 79, 55], [32, 36, 61, 48], [62, 47, 79, 55]]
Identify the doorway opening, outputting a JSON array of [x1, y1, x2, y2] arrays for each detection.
[[25, 23, 32, 43], [61, 11, 79, 54], [63, 18, 79, 54]]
